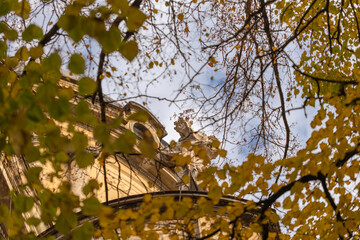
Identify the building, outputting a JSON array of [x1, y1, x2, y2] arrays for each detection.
[[0, 77, 277, 239]]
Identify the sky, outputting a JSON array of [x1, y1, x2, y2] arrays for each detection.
[[10, 0, 319, 165], [95, 1, 319, 165]]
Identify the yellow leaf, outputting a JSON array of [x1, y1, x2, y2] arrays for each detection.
[[181, 141, 192, 149], [144, 194, 152, 202], [139, 139, 156, 158], [128, 110, 149, 122], [177, 13, 184, 21], [15, 0, 31, 19], [173, 154, 191, 166], [29, 46, 43, 59], [217, 170, 226, 180], [156, 129, 163, 137], [268, 232, 277, 239], [150, 213, 160, 223], [120, 40, 138, 61], [283, 197, 292, 209], [149, 61, 154, 69], [94, 229, 102, 238], [184, 27, 189, 35], [182, 175, 190, 184], [211, 139, 220, 148], [170, 140, 177, 148], [198, 149, 207, 160], [217, 149, 227, 157]]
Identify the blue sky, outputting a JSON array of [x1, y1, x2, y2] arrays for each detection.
[[7, 0, 319, 166]]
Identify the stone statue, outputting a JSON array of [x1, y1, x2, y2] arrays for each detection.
[[172, 117, 219, 191], [174, 117, 193, 141]]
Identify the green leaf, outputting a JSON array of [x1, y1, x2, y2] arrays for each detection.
[[74, 99, 97, 125], [114, 130, 136, 153], [72, 132, 88, 151], [75, 150, 94, 168], [27, 104, 45, 122], [0, 204, 9, 222], [82, 18, 106, 38], [94, 123, 109, 144], [48, 97, 71, 121], [26, 217, 41, 226], [0, 22, 7, 32], [29, 45, 43, 59], [24, 143, 41, 163], [126, 7, 147, 31], [5, 29, 18, 41], [108, 116, 124, 129], [72, 221, 94, 240], [78, 77, 97, 96], [77, 0, 95, 5], [98, 27, 122, 53], [58, 15, 85, 42], [36, 83, 57, 103], [82, 196, 101, 215], [15, 0, 30, 19], [82, 179, 100, 196], [55, 213, 77, 235], [0, 88, 3, 105], [120, 40, 138, 61], [0, 0, 12, 16], [68, 54, 85, 74], [138, 139, 156, 158], [22, 24, 43, 42], [58, 87, 75, 100], [7, 211, 25, 236], [55, 151, 70, 163], [25, 167, 43, 185], [128, 110, 149, 122], [107, 0, 128, 11], [13, 194, 34, 213], [0, 41, 7, 59], [42, 53, 62, 72]]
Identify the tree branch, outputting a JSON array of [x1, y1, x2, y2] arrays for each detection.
[[335, 146, 359, 167], [294, 67, 358, 85], [39, 24, 60, 46], [318, 172, 351, 239], [258, 174, 318, 211], [260, 0, 290, 186]]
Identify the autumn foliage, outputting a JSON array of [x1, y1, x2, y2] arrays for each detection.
[[0, 0, 360, 239]]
